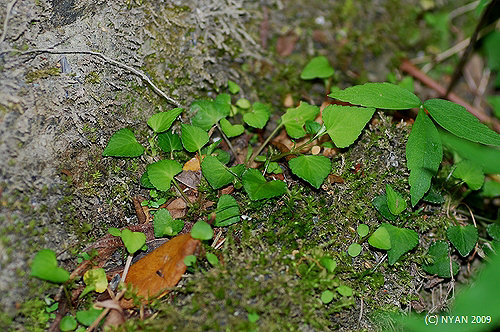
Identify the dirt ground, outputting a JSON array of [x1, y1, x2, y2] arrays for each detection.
[[0, 0, 476, 330]]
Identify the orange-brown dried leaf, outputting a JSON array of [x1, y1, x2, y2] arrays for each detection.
[[183, 157, 201, 171], [124, 234, 200, 301]]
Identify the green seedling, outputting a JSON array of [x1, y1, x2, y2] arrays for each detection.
[[356, 224, 369, 238], [243, 102, 270, 129], [236, 98, 251, 109], [181, 124, 209, 153], [191, 221, 214, 240], [184, 255, 197, 267], [288, 155, 331, 189], [153, 208, 184, 237], [242, 168, 287, 200], [206, 253, 220, 267], [31, 249, 70, 284], [215, 194, 240, 227], [319, 256, 337, 273], [320, 290, 334, 304], [385, 184, 407, 215], [348, 243, 362, 257], [248, 312, 259, 323], [108, 227, 147, 283], [147, 108, 184, 133], [422, 241, 459, 278], [368, 223, 418, 265], [300, 56, 334, 80], [59, 315, 77, 331], [75, 307, 103, 327], [81, 268, 108, 298], [102, 128, 144, 157], [336, 285, 353, 297], [227, 80, 240, 94]]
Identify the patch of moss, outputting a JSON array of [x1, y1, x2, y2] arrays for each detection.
[[25, 67, 60, 83]]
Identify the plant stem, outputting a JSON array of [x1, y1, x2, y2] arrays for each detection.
[[248, 123, 283, 165], [270, 137, 315, 162], [63, 285, 74, 314], [121, 255, 133, 283], [216, 122, 243, 164], [172, 178, 192, 208]]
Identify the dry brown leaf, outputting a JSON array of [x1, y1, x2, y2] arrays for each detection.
[[276, 31, 298, 57], [124, 234, 200, 303], [166, 197, 188, 219], [182, 157, 201, 171]]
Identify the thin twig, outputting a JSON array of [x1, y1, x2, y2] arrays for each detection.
[[86, 289, 126, 332], [120, 255, 133, 283], [1, 48, 181, 107], [0, 0, 18, 45], [216, 122, 243, 164]]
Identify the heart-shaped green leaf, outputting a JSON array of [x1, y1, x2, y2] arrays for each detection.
[[385, 184, 407, 215], [153, 208, 184, 237], [319, 257, 337, 273], [191, 94, 231, 130], [281, 102, 320, 139], [215, 194, 240, 226], [147, 159, 182, 191], [147, 108, 183, 133], [181, 124, 209, 152], [321, 290, 334, 304], [372, 195, 397, 221], [31, 249, 70, 283], [228, 80, 240, 94], [102, 128, 144, 157], [384, 224, 419, 265], [220, 118, 244, 137], [322, 105, 375, 148], [120, 229, 146, 254], [328, 82, 421, 110], [201, 156, 236, 189], [425, 99, 500, 146], [206, 252, 220, 266], [76, 307, 103, 327], [452, 160, 484, 190], [447, 225, 478, 257], [157, 131, 182, 153], [191, 221, 214, 240], [301, 56, 334, 80], [59, 316, 77, 331], [81, 268, 108, 297], [368, 226, 392, 250], [406, 111, 443, 206], [242, 168, 287, 200], [422, 241, 459, 277], [243, 102, 271, 129], [288, 155, 331, 189]]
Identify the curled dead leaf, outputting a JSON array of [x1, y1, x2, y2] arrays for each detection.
[[123, 234, 200, 305]]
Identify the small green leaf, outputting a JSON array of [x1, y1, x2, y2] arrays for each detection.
[[321, 290, 334, 304], [357, 224, 369, 238], [266, 161, 282, 174], [452, 160, 484, 190], [288, 155, 331, 189], [157, 132, 182, 153], [215, 194, 240, 227], [147, 108, 183, 133], [81, 268, 108, 298], [406, 111, 443, 206], [384, 224, 419, 265], [248, 312, 260, 323], [281, 102, 320, 139], [385, 184, 407, 215], [482, 181, 500, 198], [140, 171, 155, 189], [153, 208, 184, 237], [487, 223, 500, 241], [108, 227, 121, 237], [322, 105, 375, 148], [213, 148, 230, 165], [76, 308, 103, 327], [447, 225, 478, 257], [201, 139, 222, 156], [328, 82, 421, 110], [440, 129, 500, 174], [424, 99, 500, 146], [337, 285, 353, 297], [59, 316, 77, 331], [191, 221, 214, 240], [147, 159, 183, 191], [228, 80, 240, 94], [201, 156, 236, 189], [31, 249, 70, 283], [348, 243, 362, 257], [120, 229, 146, 254], [220, 118, 244, 137], [102, 128, 144, 157], [242, 168, 287, 200], [191, 96, 230, 130], [301, 56, 334, 80], [236, 98, 251, 109], [181, 124, 209, 152], [184, 255, 197, 266], [305, 120, 322, 135], [368, 226, 392, 250], [372, 195, 397, 221], [319, 257, 337, 273], [206, 253, 220, 266], [422, 241, 459, 277], [243, 102, 271, 129], [422, 186, 445, 204]]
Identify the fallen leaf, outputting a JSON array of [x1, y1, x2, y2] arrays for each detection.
[[166, 197, 188, 219], [175, 170, 202, 190], [277, 31, 298, 57], [182, 157, 201, 171], [124, 234, 200, 303]]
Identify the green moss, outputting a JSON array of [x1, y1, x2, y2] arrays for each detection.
[[25, 67, 60, 83], [84, 71, 101, 84]]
